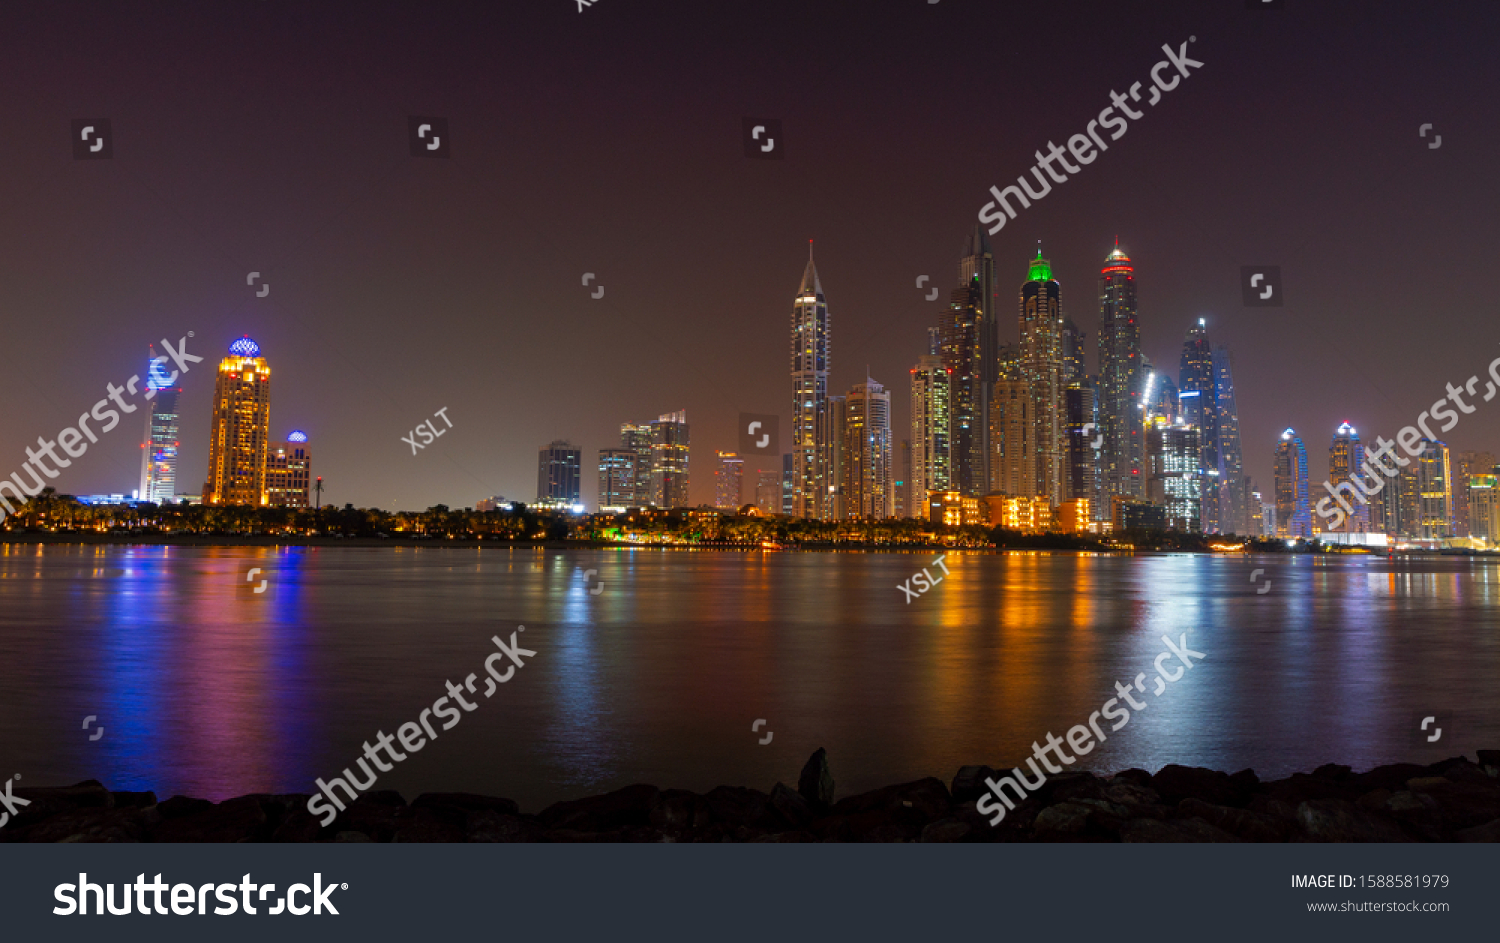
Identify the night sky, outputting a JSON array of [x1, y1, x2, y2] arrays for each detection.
[[3, 0, 1496, 511]]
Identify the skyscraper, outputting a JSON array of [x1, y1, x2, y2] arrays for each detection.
[[1324, 423, 1370, 532], [139, 347, 181, 504], [620, 423, 654, 507], [1178, 319, 1220, 533], [1018, 249, 1063, 503], [790, 245, 831, 519], [844, 378, 893, 519], [1451, 450, 1498, 536], [1098, 244, 1144, 502], [1060, 316, 1086, 386], [1468, 475, 1498, 544], [650, 411, 691, 508], [598, 448, 637, 512], [1414, 439, 1453, 539], [989, 377, 1032, 496], [715, 451, 744, 510], [756, 469, 782, 516], [1063, 384, 1098, 506], [1212, 345, 1247, 534], [1147, 417, 1202, 532], [266, 431, 312, 508], [1274, 429, 1311, 538], [781, 452, 793, 516], [826, 394, 847, 519], [910, 355, 952, 508], [203, 336, 271, 506], [943, 226, 996, 495], [537, 440, 582, 506], [895, 439, 911, 518]]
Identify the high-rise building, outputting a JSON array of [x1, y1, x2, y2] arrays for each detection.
[[826, 395, 847, 519], [1147, 417, 1202, 531], [715, 451, 744, 510], [620, 423, 655, 507], [1212, 345, 1247, 534], [1019, 249, 1063, 504], [1468, 475, 1499, 544], [1060, 316, 1086, 386], [895, 439, 911, 518], [781, 452, 793, 516], [1178, 319, 1221, 533], [537, 440, 582, 506], [1323, 423, 1370, 532], [1249, 486, 1267, 535], [790, 245, 831, 519], [1274, 429, 1311, 538], [1414, 439, 1453, 539], [989, 377, 1032, 496], [203, 336, 272, 506], [1062, 383, 1098, 506], [266, 431, 312, 508], [650, 411, 691, 508], [139, 347, 181, 504], [844, 379, 893, 519], [598, 448, 637, 512], [943, 226, 996, 496], [756, 470, 782, 516], [1098, 243, 1145, 503], [1451, 450, 1498, 536], [910, 355, 952, 508]]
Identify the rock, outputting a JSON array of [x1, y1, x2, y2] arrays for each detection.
[[1396, 780, 1500, 831], [1120, 817, 1238, 842], [157, 796, 215, 820], [334, 830, 374, 842], [151, 796, 269, 842], [11, 808, 147, 843], [829, 778, 951, 822], [1044, 771, 1107, 804], [769, 782, 813, 829], [1178, 798, 1290, 842], [700, 786, 772, 830], [1261, 773, 1356, 807], [950, 766, 998, 804], [649, 789, 705, 832], [1355, 789, 1392, 811], [14, 780, 111, 809], [1032, 801, 1097, 837], [1352, 763, 1429, 793], [1454, 817, 1500, 842], [467, 810, 543, 842], [111, 791, 158, 809], [1476, 750, 1500, 767], [392, 810, 467, 842], [1151, 765, 1250, 807], [1295, 799, 1411, 842], [1406, 777, 1451, 790], [1111, 768, 1154, 789], [412, 793, 520, 821], [538, 784, 660, 832], [798, 748, 835, 809], [271, 809, 325, 842], [920, 819, 972, 843]]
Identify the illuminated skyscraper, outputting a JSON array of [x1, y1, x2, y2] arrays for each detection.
[[756, 470, 782, 516], [895, 439, 911, 518], [651, 410, 690, 508], [1019, 249, 1063, 503], [1414, 439, 1453, 539], [538, 440, 582, 506], [715, 451, 744, 510], [1451, 450, 1498, 536], [989, 377, 1032, 496], [1324, 423, 1369, 532], [1468, 475, 1499, 544], [203, 336, 271, 506], [1178, 319, 1220, 532], [139, 346, 181, 504], [944, 226, 996, 495], [791, 245, 831, 519], [910, 355, 952, 507], [1274, 429, 1311, 538], [620, 423, 654, 507], [826, 394, 847, 519], [1063, 384, 1098, 506], [1212, 345, 1247, 534], [1098, 243, 1144, 501], [1147, 417, 1202, 531], [598, 448, 637, 512], [267, 431, 312, 508], [844, 378, 893, 519]]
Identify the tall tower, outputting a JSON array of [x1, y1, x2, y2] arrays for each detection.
[[202, 336, 271, 506], [844, 378, 893, 519], [620, 423, 654, 507], [1326, 423, 1369, 532], [952, 225, 997, 493], [1274, 429, 1310, 538], [650, 411, 691, 508], [598, 448, 637, 511], [715, 451, 744, 510], [139, 347, 181, 504], [1019, 249, 1063, 503], [1415, 440, 1453, 539], [1212, 345, 1247, 534], [1178, 319, 1221, 532], [1098, 243, 1144, 502], [537, 440, 583, 506], [910, 355, 952, 508], [791, 244, 831, 519]]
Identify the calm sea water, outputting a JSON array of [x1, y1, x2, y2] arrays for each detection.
[[1, 544, 1497, 812]]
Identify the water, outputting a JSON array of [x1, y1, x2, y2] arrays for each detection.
[[2, 543, 1497, 812]]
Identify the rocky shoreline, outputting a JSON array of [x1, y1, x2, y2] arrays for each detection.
[[5, 749, 1500, 843]]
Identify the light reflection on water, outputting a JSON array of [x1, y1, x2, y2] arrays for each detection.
[[1, 544, 1497, 811]]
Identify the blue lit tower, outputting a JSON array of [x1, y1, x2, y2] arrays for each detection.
[[1178, 318, 1221, 532], [791, 243, 832, 519], [1274, 429, 1311, 538], [139, 346, 181, 503]]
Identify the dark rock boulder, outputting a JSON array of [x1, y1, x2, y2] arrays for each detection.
[[798, 748, 835, 809], [950, 766, 998, 805], [769, 782, 814, 829], [1151, 765, 1251, 807], [1120, 817, 1239, 842], [1295, 799, 1412, 842], [467, 810, 545, 842], [538, 783, 660, 832], [1178, 798, 1290, 842], [151, 795, 269, 842]]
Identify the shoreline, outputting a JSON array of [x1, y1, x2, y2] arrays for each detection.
[[6, 750, 1498, 843]]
